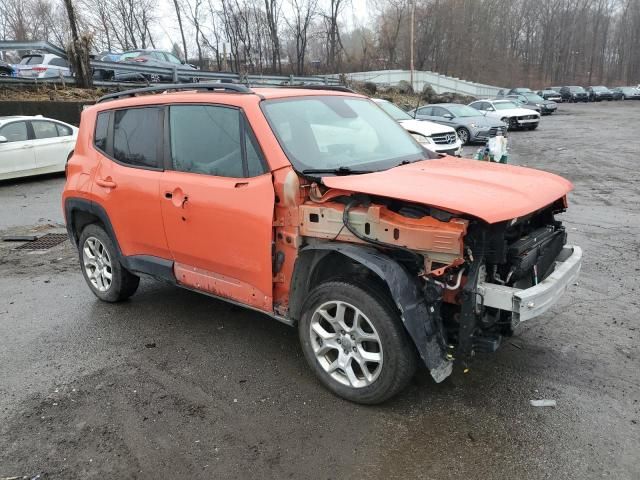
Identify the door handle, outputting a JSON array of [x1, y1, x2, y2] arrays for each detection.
[[96, 177, 117, 189], [234, 182, 249, 188]]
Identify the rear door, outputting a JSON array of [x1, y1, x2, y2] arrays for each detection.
[[0, 121, 36, 178], [160, 103, 275, 311], [91, 107, 171, 259], [30, 120, 73, 172]]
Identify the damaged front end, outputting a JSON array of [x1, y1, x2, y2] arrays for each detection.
[[290, 180, 580, 383]]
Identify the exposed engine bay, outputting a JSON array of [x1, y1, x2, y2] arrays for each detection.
[[298, 183, 569, 368]]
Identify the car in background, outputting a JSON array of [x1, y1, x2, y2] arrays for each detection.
[[560, 86, 589, 102], [586, 86, 614, 102], [537, 89, 563, 102], [92, 51, 122, 80], [0, 60, 14, 76], [14, 54, 71, 79], [507, 92, 557, 115], [468, 99, 540, 130], [0, 116, 78, 180], [373, 99, 462, 155], [611, 86, 640, 100], [408, 103, 507, 145], [507, 88, 533, 95], [115, 49, 198, 83], [549, 86, 562, 93]]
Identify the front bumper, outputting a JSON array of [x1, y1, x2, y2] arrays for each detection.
[[477, 245, 582, 325], [431, 140, 463, 156]]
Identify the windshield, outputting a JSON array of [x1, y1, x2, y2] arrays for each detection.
[[570, 86, 586, 92], [376, 100, 412, 121], [446, 105, 481, 117], [523, 93, 545, 102], [20, 55, 44, 65], [592, 86, 607, 92], [494, 101, 519, 110], [262, 96, 426, 173]]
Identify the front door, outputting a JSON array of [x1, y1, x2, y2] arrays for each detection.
[[160, 104, 275, 311], [30, 120, 74, 172]]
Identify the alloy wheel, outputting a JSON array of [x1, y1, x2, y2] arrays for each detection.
[[309, 300, 383, 388], [83, 236, 113, 292], [457, 128, 469, 144]]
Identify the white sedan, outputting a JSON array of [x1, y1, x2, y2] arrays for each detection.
[[373, 99, 462, 156], [468, 99, 540, 130], [0, 115, 78, 180]]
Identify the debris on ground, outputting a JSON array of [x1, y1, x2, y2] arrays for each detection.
[[530, 399, 557, 407]]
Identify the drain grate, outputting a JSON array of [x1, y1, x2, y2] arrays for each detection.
[[16, 233, 69, 250]]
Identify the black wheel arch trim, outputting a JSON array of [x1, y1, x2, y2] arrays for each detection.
[[289, 243, 452, 383], [64, 197, 175, 283]]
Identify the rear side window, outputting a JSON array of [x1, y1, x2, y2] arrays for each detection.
[[94, 112, 109, 153], [113, 107, 162, 169], [0, 121, 28, 142], [169, 105, 265, 178], [48, 58, 68, 68], [32, 121, 59, 139]]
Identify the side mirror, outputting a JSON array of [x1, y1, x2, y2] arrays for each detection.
[[443, 113, 454, 119], [0, 136, 7, 144]]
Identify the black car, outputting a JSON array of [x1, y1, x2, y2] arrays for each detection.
[[560, 86, 589, 102], [586, 86, 614, 102], [0, 60, 14, 76], [537, 89, 563, 102], [611, 86, 640, 100], [506, 93, 558, 115]]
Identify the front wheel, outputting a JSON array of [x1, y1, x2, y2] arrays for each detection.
[[299, 281, 417, 404], [456, 127, 470, 145], [507, 117, 518, 130], [79, 224, 140, 302]]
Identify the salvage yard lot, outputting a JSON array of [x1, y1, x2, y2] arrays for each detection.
[[0, 102, 638, 479]]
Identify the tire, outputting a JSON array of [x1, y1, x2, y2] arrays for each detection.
[[298, 281, 417, 404], [508, 117, 518, 130], [529, 124, 538, 130], [78, 224, 140, 303], [456, 127, 470, 145]]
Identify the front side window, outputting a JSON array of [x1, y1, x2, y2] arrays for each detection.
[[0, 122, 28, 142], [494, 102, 519, 110], [32, 121, 59, 139], [56, 123, 72, 136], [113, 107, 162, 168], [262, 96, 425, 173], [49, 58, 68, 68], [169, 105, 265, 178], [432, 106, 450, 117], [448, 105, 483, 116], [165, 53, 182, 65]]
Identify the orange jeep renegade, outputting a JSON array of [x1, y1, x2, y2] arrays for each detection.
[[63, 84, 582, 404]]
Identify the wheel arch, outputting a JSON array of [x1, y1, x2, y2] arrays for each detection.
[[64, 198, 121, 254], [289, 243, 452, 383]]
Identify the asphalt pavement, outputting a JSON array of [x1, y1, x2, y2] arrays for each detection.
[[0, 102, 638, 479]]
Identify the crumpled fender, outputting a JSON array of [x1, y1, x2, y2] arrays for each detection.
[[296, 243, 453, 383]]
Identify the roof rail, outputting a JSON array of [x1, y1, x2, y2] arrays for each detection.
[[273, 85, 355, 93], [96, 82, 253, 103]]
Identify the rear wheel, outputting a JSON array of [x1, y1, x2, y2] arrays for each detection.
[[79, 224, 139, 302], [299, 281, 417, 404]]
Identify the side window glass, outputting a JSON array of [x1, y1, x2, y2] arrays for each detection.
[[94, 112, 109, 153], [245, 126, 266, 177], [432, 107, 446, 116], [113, 107, 162, 168], [0, 122, 28, 142], [418, 107, 431, 116], [56, 123, 72, 136], [170, 105, 244, 177], [165, 53, 182, 64], [32, 121, 59, 139]]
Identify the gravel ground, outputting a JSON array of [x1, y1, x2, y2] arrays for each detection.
[[0, 101, 638, 479]]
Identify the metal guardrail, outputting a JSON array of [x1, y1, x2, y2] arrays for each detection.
[[0, 40, 340, 87]]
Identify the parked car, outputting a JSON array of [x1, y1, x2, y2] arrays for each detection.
[[63, 84, 581, 404], [611, 86, 640, 100], [505, 95, 542, 114], [506, 93, 557, 115], [507, 88, 533, 95], [468, 99, 540, 130], [559, 86, 589, 102], [114, 49, 198, 83], [14, 54, 71, 79], [92, 52, 122, 80], [586, 86, 614, 102], [373, 99, 462, 155], [0, 115, 78, 180], [549, 86, 563, 93], [0, 60, 14, 76], [537, 89, 563, 102], [408, 103, 507, 145]]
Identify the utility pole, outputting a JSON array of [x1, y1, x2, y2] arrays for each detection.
[[409, 0, 415, 91]]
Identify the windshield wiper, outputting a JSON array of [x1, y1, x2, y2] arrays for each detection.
[[301, 166, 373, 176]]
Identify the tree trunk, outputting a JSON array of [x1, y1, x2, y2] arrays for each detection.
[[62, 0, 92, 88]]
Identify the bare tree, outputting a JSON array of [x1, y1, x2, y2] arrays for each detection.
[[286, 0, 318, 75]]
